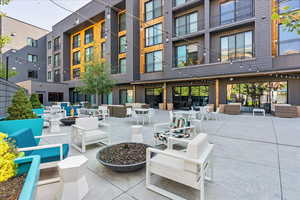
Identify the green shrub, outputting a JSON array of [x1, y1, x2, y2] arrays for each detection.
[[6, 89, 37, 120], [30, 93, 42, 109]]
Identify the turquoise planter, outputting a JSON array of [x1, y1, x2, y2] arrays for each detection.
[[0, 118, 44, 142], [32, 108, 44, 117], [15, 156, 41, 200]]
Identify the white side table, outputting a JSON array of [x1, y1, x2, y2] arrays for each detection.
[[56, 156, 89, 200], [49, 118, 61, 132], [253, 108, 266, 116], [131, 125, 143, 143]]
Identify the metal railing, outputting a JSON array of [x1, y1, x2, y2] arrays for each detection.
[[210, 2, 254, 28], [174, 19, 205, 37], [0, 78, 20, 119]]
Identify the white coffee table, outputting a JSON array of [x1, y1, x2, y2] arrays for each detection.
[[56, 156, 89, 200], [253, 108, 266, 116]]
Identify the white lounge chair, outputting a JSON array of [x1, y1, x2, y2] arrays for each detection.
[[146, 134, 214, 200], [98, 106, 110, 120], [71, 117, 110, 153]]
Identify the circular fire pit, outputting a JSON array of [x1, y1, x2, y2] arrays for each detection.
[[60, 117, 78, 126], [96, 143, 150, 172]]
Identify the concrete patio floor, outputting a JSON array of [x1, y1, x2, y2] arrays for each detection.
[[36, 110, 300, 200]]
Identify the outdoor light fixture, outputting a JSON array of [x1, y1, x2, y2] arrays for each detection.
[[74, 18, 80, 25], [10, 33, 16, 36]]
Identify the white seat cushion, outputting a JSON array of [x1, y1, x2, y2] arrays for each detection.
[[84, 130, 108, 143], [150, 150, 200, 189]]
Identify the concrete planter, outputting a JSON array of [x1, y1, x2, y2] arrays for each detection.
[[15, 155, 41, 200], [0, 118, 44, 142]]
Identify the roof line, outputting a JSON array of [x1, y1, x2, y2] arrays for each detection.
[[2, 16, 50, 32]]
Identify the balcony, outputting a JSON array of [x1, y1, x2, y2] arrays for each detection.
[[173, 19, 205, 41], [210, 1, 254, 28]]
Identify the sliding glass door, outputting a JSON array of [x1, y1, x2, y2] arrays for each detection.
[[173, 86, 209, 109]]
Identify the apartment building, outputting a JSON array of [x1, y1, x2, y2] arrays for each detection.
[[0, 16, 48, 83], [46, 0, 300, 112]]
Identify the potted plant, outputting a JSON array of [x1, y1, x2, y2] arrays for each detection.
[[0, 133, 40, 200], [30, 93, 44, 116], [0, 89, 44, 139]]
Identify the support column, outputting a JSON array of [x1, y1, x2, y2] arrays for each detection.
[[215, 79, 220, 108], [133, 85, 136, 103], [163, 82, 167, 110], [204, 0, 210, 64]]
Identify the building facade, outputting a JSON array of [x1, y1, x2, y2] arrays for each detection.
[[45, 0, 300, 111], [0, 16, 49, 83]]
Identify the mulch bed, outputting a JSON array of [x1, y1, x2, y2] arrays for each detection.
[[98, 143, 147, 165], [0, 174, 26, 200]]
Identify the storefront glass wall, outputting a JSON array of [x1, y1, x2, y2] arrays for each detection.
[[173, 86, 209, 109]]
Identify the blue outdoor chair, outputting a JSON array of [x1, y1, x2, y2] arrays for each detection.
[[9, 128, 69, 172], [64, 106, 80, 117]]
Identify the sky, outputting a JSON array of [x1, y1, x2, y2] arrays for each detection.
[[1, 0, 92, 31]]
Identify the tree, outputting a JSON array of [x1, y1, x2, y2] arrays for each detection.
[[272, 4, 300, 35], [0, 0, 12, 49], [30, 93, 42, 109], [7, 89, 37, 120], [0, 63, 17, 79], [76, 61, 115, 105]]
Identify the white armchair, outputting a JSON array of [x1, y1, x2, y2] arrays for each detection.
[[146, 134, 214, 200], [98, 106, 110, 120], [71, 117, 110, 153]]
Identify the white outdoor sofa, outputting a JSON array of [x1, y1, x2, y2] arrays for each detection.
[[71, 117, 110, 152], [146, 133, 214, 200]]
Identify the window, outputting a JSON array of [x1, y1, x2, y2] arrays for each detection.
[[145, 23, 162, 46], [73, 68, 81, 79], [48, 41, 51, 49], [175, 12, 198, 36], [220, 0, 254, 25], [175, 44, 198, 67], [47, 71, 52, 80], [84, 28, 94, 44], [279, 24, 300, 55], [173, 86, 209, 109], [279, 0, 300, 13], [119, 36, 127, 53], [85, 46, 94, 62], [221, 31, 253, 62], [27, 37, 38, 47], [145, 50, 163, 72], [145, 0, 162, 21], [54, 53, 60, 67], [73, 51, 81, 65], [119, 12, 126, 32], [54, 37, 60, 51], [48, 56, 52, 65], [48, 92, 63, 102], [28, 70, 38, 79], [54, 69, 60, 82], [174, 0, 187, 6], [27, 54, 38, 63], [73, 34, 80, 48], [119, 58, 126, 73], [119, 89, 133, 104], [101, 22, 106, 38], [100, 42, 106, 58]]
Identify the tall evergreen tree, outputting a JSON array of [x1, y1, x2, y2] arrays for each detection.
[[30, 93, 42, 109]]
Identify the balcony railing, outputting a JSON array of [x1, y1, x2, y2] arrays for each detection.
[[210, 2, 254, 28], [174, 19, 205, 37]]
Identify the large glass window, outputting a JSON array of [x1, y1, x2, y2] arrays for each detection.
[[145, 50, 163, 72], [175, 12, 198, 36], [119, 89, 133, 104], [54, 53, 60, 67], [145, 88, 163, 108], [73, 34, 80, 48], [48, 92, 63, 102], [227, 81, 288, 112], [73, 51, 80, 65], [145, 23, 162, 46], [220, 0, 253, 25], [221, 31, 253, 62], [119, 36, 127, 53], [27, 54, 38, 63], [173, 86, 209, 109], [28, 70, 38, 79], [279, 0, 300, 13], [85, 46, 94, 62], [84, 28, 94, 44], [73, 68, 80, 79], [145, 0, 162, 21], [48, 56, 51, 65], [54, 37, 60, 51], [175, 44, 198, 67], [279, 24, 300, 55], [47, 71, 52, 81], [100, 42, 106, 58], [27, 37, 38, 47], [119, 13, 126, 32], [119, 58, 126, 73], [101, 22, 106, 38]]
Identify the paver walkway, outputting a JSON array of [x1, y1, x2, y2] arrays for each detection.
[[37, 110, 300, 200]]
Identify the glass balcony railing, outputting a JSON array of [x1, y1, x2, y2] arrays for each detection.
[[174, 20, 205, 37]]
